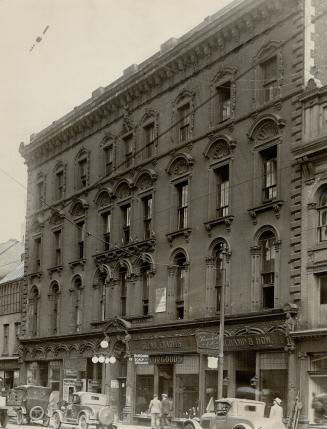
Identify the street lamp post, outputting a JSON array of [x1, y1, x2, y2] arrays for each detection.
[[217, 250, 226, 400]]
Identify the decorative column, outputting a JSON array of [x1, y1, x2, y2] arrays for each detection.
[[298, 352, 309, 429], [250, 246, 261, 311], [199, 354, 206, 416], [205, 257, 215, 316], [122, 358, 135, 423]]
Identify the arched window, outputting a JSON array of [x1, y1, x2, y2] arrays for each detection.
[[71, 276, 83, 332], [119, 266, 127, 317], [214, 242, 226, 312], [29, 286, 39, 336], [174, 252, 187, 320], [49, 283, 60, 335], [318, 188, 327, 241], [259, 231, 276, 309], [141, 262, 151, 316], [93, 268, 108, 322]]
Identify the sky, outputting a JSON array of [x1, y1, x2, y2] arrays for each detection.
[[0, 0, 234, 243]]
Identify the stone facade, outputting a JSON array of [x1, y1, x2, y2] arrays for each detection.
[[18, 0, 327, 423]]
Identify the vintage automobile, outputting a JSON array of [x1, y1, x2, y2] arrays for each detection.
[[7, 385, 52, 426], [52, 391, 117, 429], [183, 398, 286, 429]]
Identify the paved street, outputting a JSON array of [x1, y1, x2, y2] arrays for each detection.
[[6, 423, 150, 429]]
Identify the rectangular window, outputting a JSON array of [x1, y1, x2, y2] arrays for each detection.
[[217, 81, 231, 122], [56, 170, 64, 200], [142, 196, 152, 240], [77, 221, 85, 259], [320, 276, 327, 305], [0, 283, 21, 315], [34, 237, 41, 271], [176, 266, 185, 320], [177, 182, 188, 230], [36, 181, 44, 209], [79, 159, 87, 188], [122, 205, 131, 245], [216, 165, 229, 217], [144, 123, 155, 159], [54, 230, 62, 266], [261, 236, 275, 309], [104, 146, 113, 175], [120, 270, 127, 317], [262, 56, 278, 103], [103, 212, 111, 251], [123, 134, 133, 168], [14, 322, 21, 338], [3, 324, 9, 355], [142, 270, 150, 316], [178, 103, 190, 143], [261, 146, 277, 202]]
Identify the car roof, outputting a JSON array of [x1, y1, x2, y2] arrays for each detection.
[[216, 398, 266, 406]]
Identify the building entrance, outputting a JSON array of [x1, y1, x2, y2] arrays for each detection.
[[158, 365, 173, 397]]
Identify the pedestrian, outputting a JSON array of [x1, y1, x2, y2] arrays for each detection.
[[149, 393, 161, 429], [269, 397, 283, 422], [161, 393, 170, 429]]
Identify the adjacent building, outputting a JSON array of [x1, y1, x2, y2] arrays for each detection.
[[18, 0, 327, 423]]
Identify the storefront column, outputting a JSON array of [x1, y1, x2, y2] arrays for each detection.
[[18, 361, 27, 385], [199, 354, 206, 415], [154, 365, 159, 395], [287, 350, 297, 416], [122, 358, 135, 423], [298, 352, 309, 429], [227, 354, 236, 397]]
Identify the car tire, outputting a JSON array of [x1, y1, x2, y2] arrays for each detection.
[[0, 411, 9, 428], [184, 423, 195, 429], [30, 405, 45, 421], [43, 415, 50, 427], [52, 412, 61, 429], [78, 414, 89, 429]]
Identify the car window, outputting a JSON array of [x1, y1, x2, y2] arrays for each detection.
[[216, 402, 231, 416], [244, 405, 256, 412]]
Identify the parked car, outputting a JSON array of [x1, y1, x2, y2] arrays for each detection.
[[7, 385, 52, 426], [183, 398, 286, 429], [52, 392, 116, 429]]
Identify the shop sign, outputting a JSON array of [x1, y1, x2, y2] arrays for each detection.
[[155, 288, 166, 312], [64, 369, 78, 378], [64, 358, 86, 372], [196, 331, 285, 352], [134, 354, 149, 365], [111, 380, 119, 388], [149, 355, 183, 364], [225, 332, 285, 351], [63, 379, 76, 402], [131, 335, 196, 354]]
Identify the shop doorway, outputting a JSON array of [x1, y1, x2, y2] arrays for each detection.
[[118, 378, 126, 421], [158, 365, 173, 397], [235, 351, 256, 399]]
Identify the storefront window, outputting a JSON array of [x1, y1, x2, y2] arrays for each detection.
[[176, 374, 199, 418], [205, 370, 228, 406], [260, 369, 287, 416], [135, 375, 153, 414]]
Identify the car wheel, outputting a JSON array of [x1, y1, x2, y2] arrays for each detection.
[[30, 405, 45, 421], [52, 412, 62, 429], [184, 423, 195, 429], [0, 411, 9, 428], [16, 410, 23, 425], [43, 415, 50, 427], [78, 414, 89, 429]]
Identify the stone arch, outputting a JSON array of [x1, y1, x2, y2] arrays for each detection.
[[134, 253, 156, 273], [234, 327, 265, 336], [169, 247, 190, 265], [203, 134, 236, 160], [166, 153, 194, 176], [69, 198, 88, 217], [93, 264, 112, 286], [247, 113, 285, 142], [113, 179, 132, 200], [49, 280, 61, 294], [173, 88, 195, 108], [134, 169, 157, 191], [208, 237, 230, 255], [113, 259, 133, 277], [254, 224, 280, 245], [49, 210, 64, 226], [94, 187, 113, 208], [29, 285, 40, 298]]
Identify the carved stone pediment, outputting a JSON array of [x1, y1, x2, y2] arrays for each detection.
[[166, 153, 194, 176]]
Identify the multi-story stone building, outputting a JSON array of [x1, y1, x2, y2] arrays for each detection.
[[18, 0, 327, 422], [0, 260, 23, 392]]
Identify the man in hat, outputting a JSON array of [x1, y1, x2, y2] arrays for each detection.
[[161, 393, 170, 428], [269, 397, 283, 422], [149, 394, 161, 429]]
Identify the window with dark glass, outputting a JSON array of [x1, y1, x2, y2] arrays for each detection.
[[216, 165, 229, 217], [56, 170, 64, 200], [0, 283, 21, 315], [178, 103, 190, 143], [214, 243, 225, 312], [50, 283, 59, 335], [144, 123, 155, 159], [78, 158, 87, 188], [259, 231, 275, 309], [261, 146, 277, 202], [102, 212, 111, 251], [77, 221, 85, 259], [318, 189, 327, 242], [142, 196, 152, 240], [36, 180, 44, 209], [141, 263, 150, 316], [34, 237, 41, 271], [217, 81, 231, 122], [122, 205, 131, 245], [120, 267, 127, 317], [72, 277, 82, 332], [30, 287, 39, 336], [104, 145, 113, 175], [14, 322, 20, 339], [177, 182, 188, 230], [123, 134, 133, 168], [261, 56, 278, 103], [3, 324, 9, 355], [175, 253, 186, 320], [320, 276, 327, 305], [54, 230, 62, 266]]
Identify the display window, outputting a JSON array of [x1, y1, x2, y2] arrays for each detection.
[[135, 375, 153, 414]]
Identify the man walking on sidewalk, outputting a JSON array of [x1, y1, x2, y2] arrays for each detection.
[[161, 393, 170, 429], [149, 393, 161, 429]]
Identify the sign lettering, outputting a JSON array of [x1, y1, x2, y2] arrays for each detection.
[[149, 355, 183, 364]]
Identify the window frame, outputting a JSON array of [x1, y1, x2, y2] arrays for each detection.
[[176, 181, 189, 230], [259, 231, 276, 309]]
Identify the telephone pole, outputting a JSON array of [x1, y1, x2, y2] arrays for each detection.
[[217, 250, 226, 399]]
